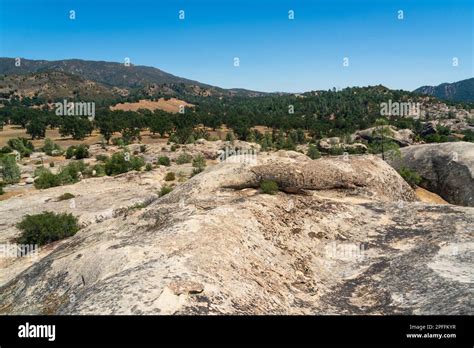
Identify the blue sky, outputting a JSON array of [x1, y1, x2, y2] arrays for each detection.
[[0, 0, 472, 92]]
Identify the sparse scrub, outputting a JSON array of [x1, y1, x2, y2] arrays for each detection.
[[34, 161, 85, 189], [192, 154, 206, 175], [307, 145, 321, 160], [176, 152, 192, 164], [95, 154, 109, 162], [165, 172, 175, 181], [57, 192, 75, 201], [398, 167, 422, 188], [92, 163, 106, 177], [260, 180, 279, 195], [158, 156, 171, 166], [43, 138, 63, 156], [159, 185, 173, 197]]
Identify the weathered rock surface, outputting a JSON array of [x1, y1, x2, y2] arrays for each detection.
[[0, 153, 472, 315], [318, 138, 368, 154], [391, 142, 474, 207], [353, 126, 415, 147]]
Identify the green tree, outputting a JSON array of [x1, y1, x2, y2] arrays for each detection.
[[26, 117, 47, 139], [371, 119, 400, 161], [59, 117, 93, 140], [150, 112, 173, 137]]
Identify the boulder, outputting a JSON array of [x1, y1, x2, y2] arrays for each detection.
[[390, 142, 474, 206], [354, 126, 415, 147]]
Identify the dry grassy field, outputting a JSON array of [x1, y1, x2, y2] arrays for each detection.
[[110, 98, 194, 113]]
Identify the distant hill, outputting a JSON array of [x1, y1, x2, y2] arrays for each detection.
[[0, 57, 265, 98], [0, 71, 119, 102], [414, 78, 474, 102]]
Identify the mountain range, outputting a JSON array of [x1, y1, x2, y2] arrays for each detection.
[[414, 78, 474, 102], [0, 58, 265, 99], [0, 57, 472, 102]]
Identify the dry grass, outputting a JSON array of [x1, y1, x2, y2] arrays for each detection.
[[110, 98, 194, 113], [415, 187, 448, 204]]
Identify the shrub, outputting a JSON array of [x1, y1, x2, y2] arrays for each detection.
[[129, 156, 145, 171], [43, 138, 62, 156], [0, 155, 21, 184], [92, 164, 106, 177], [260, 180, 279, 195], [158, 156, 171, 166], [104, 152, 144, 176], [145, 163, 153, 171], [0, 146, 12, 154], [140, 145, 147, 153], [225, 131, 235, 142], [35, 161, 86, 189], [176, 152, 192, 164], [398, 167, 422, 188], [7, 138, 33, 158], [192, 154, 206, 173], [177, 171, 188, 182], [58, 192, 75, 201], [65, 144, 89, 160], [57, 161, 85, 184], [34, 166, 50, 177], [16, 211, 80, 246], [74, 144, 89, 159], [170, 144, 177, 152], [307, 145, 321, 160], [328, 146, 344, 155], [95, 154, 109, 162], [34, 170, 61, 189], [165, 172, 175, 181], [159, 185, 173, 197], [65, 146, 75, 159], [49, 161, 55, 168], [105, 152, 129, 176], [111, 138, 127, 147]]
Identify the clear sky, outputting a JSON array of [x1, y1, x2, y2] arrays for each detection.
[[0, 0, 472, 92]]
